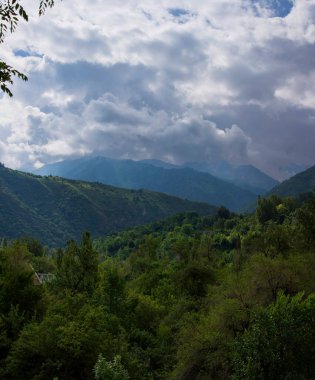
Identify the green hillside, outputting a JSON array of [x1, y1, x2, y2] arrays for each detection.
[[1, 193, 315, 379], [0, 165, 215, 246], [269, 164, 315, 197], [36, 156, 257, 212]]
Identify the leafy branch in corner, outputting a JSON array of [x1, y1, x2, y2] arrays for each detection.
[[0, 59, 27, 97], [0, 0, 56, 96]]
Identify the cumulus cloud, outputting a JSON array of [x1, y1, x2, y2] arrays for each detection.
[[0, 0, 315, 179]]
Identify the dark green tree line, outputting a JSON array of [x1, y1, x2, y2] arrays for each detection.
[[0, 194, 315, 379]]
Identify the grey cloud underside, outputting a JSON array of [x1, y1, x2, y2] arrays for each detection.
[[19, 62, 315, 178], [1, 0, 315, 180]]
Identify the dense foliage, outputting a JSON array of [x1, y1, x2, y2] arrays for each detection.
[[0, 193, 315, 379]]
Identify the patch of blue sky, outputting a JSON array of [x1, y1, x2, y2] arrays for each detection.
[[14, 49, 43, 58], [251, 0, 294, 18], [168, 8, 190, 17], [167, 8, 195, 24]]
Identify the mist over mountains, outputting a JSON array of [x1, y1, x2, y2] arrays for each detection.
[[269, 164, 315, 198], [144, 159, 279, 195], [35, 156, 265, 212], [3, 156, 309, 246]]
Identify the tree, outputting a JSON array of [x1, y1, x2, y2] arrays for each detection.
[[294, 195, 315, 249], [96, 260, 126, 315], [176, 261, 214, 298], [94, 355, 129, 380], [0, 241, 44, 373], [256, 196, 278, 225], [233, 292, 315, 380], [17, 236, 44, 257], [5, 298, 126, 380], [55, 232, 98, 294], [216, 206, 231, 220], [0, 241, 43, 319], [0, 0, 56, 96]]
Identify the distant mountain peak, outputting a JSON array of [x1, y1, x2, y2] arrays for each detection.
[[181, 160, 278, 195], [269, 164, 315, 198], [139, 159, 178, 169], [35, 155, 258, 212]]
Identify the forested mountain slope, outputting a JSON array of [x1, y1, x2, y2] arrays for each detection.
[[35, 156, 257, 212], [139, 159, 279, 194], [1, 193, 315, 379], [0, 165, 215, 246], [184, 160, 279, 194], [269, 164, 315, 197]]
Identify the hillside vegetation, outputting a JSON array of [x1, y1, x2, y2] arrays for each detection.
[[36, 156, 257, 212], [270, 164, 315, 197], [0, 192, 315, 379], [0, 165, 215, 246]]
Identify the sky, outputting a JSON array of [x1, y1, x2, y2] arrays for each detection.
[[0, 0, 315, 180]]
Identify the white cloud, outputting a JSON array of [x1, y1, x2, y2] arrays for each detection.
[[275, 72, 315, 109], [0, 0, 315, 179]]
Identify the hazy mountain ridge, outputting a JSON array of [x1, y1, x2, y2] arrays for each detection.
[[139, 159, 278, 194], [269, 164, 315, 197], [0, 165, 215, 246], [180, 161, 278, 194], [36, 156, 258, 212]]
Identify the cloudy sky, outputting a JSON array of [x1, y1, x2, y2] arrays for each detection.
[[1, 0, 315, 179]]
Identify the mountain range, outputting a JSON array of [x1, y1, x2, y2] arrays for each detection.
[[35, 156, 260, 212], [269, 164, 315, 197], [1, 159, 314, 246], [183, 161, 279, 194], [138, 159, 279, 194], [0, 165, 215, 246]]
